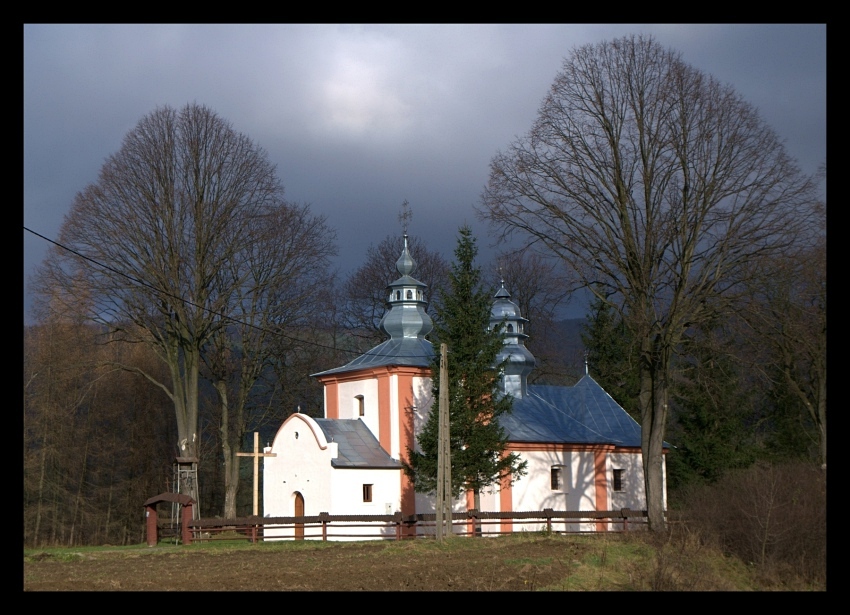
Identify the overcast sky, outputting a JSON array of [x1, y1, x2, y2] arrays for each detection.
[[23, 24, 826, 322]]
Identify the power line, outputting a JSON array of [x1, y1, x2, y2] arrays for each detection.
[[24, 226, 437, 361]]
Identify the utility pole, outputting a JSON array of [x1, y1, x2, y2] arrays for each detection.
[[436, 343, 452, 541]]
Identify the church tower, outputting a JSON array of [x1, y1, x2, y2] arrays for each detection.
[[312, 234, 434, 519], [490, 281, 536, 399]]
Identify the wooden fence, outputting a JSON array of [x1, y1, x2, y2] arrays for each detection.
[[180, 508, 652, 544]]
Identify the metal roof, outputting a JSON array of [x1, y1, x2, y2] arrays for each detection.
[[313, 418, 403, 469], [500, 375, 642, 447], [313, 336, 434, 377]]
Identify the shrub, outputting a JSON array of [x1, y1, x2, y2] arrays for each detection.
[[681, 461, 825, 587]]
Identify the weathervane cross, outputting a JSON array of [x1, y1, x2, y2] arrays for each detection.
[[398, 199, 412, 235]]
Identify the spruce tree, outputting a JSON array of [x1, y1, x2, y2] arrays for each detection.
[[581, 296, 641, 420], [405, 226, 526, 509]]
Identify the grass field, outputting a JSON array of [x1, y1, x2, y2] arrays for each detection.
[[23, 530, 820, 591]]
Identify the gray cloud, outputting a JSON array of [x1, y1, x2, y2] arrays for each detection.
[[24, 24, 826, 321]]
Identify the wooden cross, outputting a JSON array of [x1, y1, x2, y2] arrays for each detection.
[[237, 432, 277, 516]]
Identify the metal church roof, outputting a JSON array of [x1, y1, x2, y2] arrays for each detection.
[[313, 337, 434, 377], [500, 375, 642, 447], [313, 418, 403, 469]]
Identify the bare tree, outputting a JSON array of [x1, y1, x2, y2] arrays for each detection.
[[34, 104, 290, 490], [739, 198, 825, 469], [24, 305, 174, 546], [479, 35, 817, 530], [202, 202, 336, 518]]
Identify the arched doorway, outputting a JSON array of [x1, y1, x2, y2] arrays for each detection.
[[294, 492, 305, 540]]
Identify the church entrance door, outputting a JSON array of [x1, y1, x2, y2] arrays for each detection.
[[294, 492, 305, 540]]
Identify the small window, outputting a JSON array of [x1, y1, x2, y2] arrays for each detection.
[[507, 323, 514, 333], [406, 289, 413, 299], [355, 395, 365, 417], [550, 467, 562, 490], [395, 291, 401, 301], [613, 469, 624, 492], [363, 484, 373, 502]]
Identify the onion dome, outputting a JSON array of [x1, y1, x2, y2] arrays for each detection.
[[490, 280, 536, 399], [313, 234, 434, 378], [378, 234, 433, 340]]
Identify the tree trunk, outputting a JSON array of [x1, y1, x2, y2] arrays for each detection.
[[639, 334, 668, 532], [165, 334, 201, 461], [473, 489, 482, 536], [216, 379, 242, 519]]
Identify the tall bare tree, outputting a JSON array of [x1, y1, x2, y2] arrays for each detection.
[[479, 35, 817, 530], [34, 104, 290, 490], [202, 202, 336, 518], [739, 198, 825, 469]]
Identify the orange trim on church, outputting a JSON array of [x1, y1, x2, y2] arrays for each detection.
[[594, 449, 609, 532], [377, 370, 392, 452], [508, 442, 616, 453], [325, 381, 339, 419], [500, 450, 514, 534], [466, 490, 475, 535], [317, 365, 429, 528], [393, 366, 425, 526]]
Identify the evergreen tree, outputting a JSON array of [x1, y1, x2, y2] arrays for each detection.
[[581, 297, 640, 420], [665, 330, 759, 491], [405, 226, 526, 508]]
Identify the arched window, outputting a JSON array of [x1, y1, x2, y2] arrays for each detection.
[[406, 289, 413, 299], [395, 291, 401, 301], [507, 323, 514, 333]]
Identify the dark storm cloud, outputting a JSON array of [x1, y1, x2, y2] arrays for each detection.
[[24, 24, 825, 321]]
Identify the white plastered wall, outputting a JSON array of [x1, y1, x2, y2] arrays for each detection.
[[262, 413, 405, 541], [326, 467, 402, 540], [407, 376, 433, 457], [263, 414, 333, 539], [607, 451, 647, 512], [335, 378, 380, 436], [509, 449, 600, 533]]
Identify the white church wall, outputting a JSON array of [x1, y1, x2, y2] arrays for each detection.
[[263, 414, 334, 540], [325, 468, 402, 541], [476, 485, 501, 535], [404, 376, 434, 457], [511, 449, 599, 533], [607, 451, 646, 513], [413, 491, 471, 537], [335, 379, 380, 434]]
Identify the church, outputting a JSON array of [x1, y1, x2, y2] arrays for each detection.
[[262, 236, 663, 538]]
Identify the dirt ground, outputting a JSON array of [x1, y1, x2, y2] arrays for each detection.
[[24, 535, 590, 591]]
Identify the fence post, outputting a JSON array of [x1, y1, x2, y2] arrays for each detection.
[[320, 512, 329, 541], [543, 508, 553, 534]]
